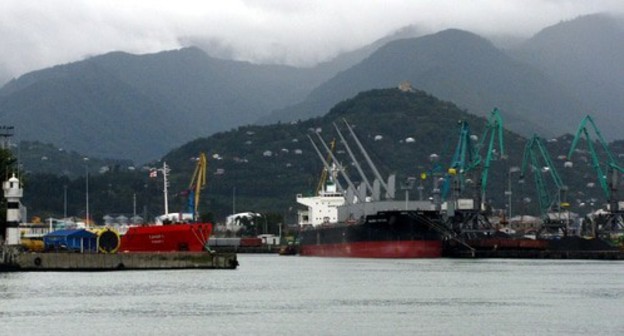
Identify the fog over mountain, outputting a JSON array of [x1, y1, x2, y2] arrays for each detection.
[[1, 1, 623, 86], [513, 13, 624, 136], [259, 28, 589, 138], [3, 7, 624, 163]]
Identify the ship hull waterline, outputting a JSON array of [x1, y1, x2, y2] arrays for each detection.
[[299, 240, 443, 258], [297, 210, 446, 258]]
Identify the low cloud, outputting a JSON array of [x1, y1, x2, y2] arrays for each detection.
[[1, 0, 623, 83]]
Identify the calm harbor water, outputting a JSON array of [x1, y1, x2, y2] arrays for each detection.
[[1, 255, 623, 336]]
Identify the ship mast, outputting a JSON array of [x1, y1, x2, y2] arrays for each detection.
[[161, 162, 170, 215]]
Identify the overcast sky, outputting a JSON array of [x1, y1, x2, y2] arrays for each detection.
[[1, 0, 623, 83]]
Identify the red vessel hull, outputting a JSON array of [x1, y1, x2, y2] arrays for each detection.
[[119, 223, 212, 252], [299, 240, 443, 258]]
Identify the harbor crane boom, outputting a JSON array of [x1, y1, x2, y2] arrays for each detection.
[[567, 115, 624, 199], [445, 108, 505, 236], [566, 115, 624, 236], [446, 120, 475, 198], [520, 135, 569, 236], [472, 108, 505, 199], [188, 153, 207, 221]]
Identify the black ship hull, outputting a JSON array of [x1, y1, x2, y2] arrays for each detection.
[[298, 210, 444, 258]]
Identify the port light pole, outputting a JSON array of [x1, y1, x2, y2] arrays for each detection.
[[160, 162, 170, 215], [401, 177, 416, 210], [507, 166, 520, 220], [84, 158, 89, 227]]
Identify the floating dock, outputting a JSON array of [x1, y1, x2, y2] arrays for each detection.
[[443, 236, 624, 259], [445, 248, 624, 259], [0, 247, 238, 271]]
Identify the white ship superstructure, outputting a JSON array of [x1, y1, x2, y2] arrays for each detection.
[[296, 181, 345, 227]]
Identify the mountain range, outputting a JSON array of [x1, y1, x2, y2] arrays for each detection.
[[1, 13, 623, 166], [0, 48, 329, 163], [21, 87, 619, 223], [260, 28, 589, 138]]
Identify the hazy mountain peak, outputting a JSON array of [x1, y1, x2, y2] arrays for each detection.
[[513, 13, 624, 140], [523, 12, 623, 49]]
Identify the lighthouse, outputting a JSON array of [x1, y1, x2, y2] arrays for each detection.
[[3, 174, 23, 245]]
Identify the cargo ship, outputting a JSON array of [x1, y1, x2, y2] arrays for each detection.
[[296, 121, 450, 258], [298, 209, 445, 258]]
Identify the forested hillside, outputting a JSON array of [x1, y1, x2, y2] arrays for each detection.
[[18, 88, 624, 225]]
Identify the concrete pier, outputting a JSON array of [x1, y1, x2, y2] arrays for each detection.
[[1, 247, 238, 271]]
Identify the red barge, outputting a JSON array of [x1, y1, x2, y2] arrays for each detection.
[[119, 223, 212, 252], [117, 156, 213, 253]]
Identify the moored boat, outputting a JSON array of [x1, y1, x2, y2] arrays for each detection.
[[118, 157, 213, 253]]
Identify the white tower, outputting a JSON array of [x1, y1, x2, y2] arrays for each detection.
[[3, 174, 23, 245]]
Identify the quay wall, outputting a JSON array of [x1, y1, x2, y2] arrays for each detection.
[[2, 251, 238, 271]]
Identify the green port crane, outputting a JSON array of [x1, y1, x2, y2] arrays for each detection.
[[445, 108, 505, 236], [447, 109, 505, 199], [446, 120, 474, 198], [472, 108, 505, 200], [520, 135, 570, 236], [567, 115, 624, 237]]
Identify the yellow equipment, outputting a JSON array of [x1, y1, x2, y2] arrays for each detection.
[[188, 153, 208, 220], [90, 227, 121, 254]]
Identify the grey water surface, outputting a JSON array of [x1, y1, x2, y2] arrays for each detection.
[[1, 255, 623, 335]]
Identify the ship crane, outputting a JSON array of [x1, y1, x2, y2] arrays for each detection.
[[187, 153, 207, 222], [446, 109, 505, 236], [566, 115, 624, 237], [309, 133, 357, 200], [315, 139, 336, 195], [520, 135, 570, 237], [308, 120, 398, 206]]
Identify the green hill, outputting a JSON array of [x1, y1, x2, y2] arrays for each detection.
[[19, 88, 619, 225], [0, 48, 319, 163]]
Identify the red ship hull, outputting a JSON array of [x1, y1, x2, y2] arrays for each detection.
[[119, 223, 212, 252], [299, 240, 443, 258]]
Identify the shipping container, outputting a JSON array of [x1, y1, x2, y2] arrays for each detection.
[[43, 229, 97, 252]]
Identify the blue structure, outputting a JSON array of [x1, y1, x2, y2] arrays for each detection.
[[43, 229, 97, 252]]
